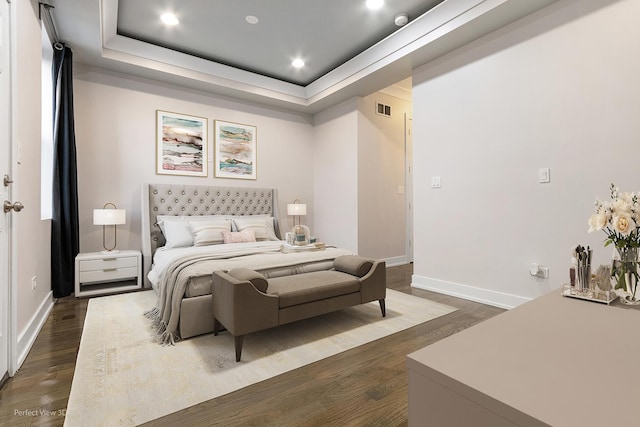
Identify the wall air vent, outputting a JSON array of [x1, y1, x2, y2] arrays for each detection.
[[375, 101, 391, 117]]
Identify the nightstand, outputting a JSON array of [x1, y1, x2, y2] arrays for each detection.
[[75, 250, 142, 297]]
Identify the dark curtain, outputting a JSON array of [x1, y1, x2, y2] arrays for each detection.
[[51, 45, 79, 298]]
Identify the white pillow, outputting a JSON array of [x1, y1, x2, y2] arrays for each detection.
[[189, 220, 232, 246], [158, 220, 193, 248], [232, 216, 279, 241], [157, 214, 234, 224]]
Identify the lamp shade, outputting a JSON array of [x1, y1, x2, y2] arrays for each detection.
[[287, 203, 307, 216], [93, 209, 126, 225]]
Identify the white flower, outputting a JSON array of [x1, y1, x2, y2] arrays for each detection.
[[611, 212, 636, 236], [590, 184, 640, 248], [611, 198, 632, 214], [588, 212, 608, 233], [619, 192, 635, 204]]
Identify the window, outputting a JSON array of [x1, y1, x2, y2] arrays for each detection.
[[41, 23, 54, 220]]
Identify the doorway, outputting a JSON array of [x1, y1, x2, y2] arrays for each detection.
[[405, 113, 413, 264]]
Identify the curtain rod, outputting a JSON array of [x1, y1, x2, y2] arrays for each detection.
[[39, 2, 64, 50]]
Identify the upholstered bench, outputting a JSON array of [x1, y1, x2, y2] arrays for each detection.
[[212, 255, 386, 361]]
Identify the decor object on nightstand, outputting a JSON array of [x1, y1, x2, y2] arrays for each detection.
[[588, 183, 640, 305], [287, 199, 309, 245], [93, 203, 126, 253]]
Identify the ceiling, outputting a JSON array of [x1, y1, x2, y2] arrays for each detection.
[[49, 0, 560, 114], [116, 0, 444, 86]]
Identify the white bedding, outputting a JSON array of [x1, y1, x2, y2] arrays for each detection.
[[148, 241, 354, 291], [148, 241, 282, 288]]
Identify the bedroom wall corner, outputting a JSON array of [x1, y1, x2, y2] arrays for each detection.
[[312, 99, 359, 252]]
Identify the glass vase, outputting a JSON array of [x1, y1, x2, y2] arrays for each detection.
[[291, 224, 310, 246], [612, 247, 640, 305]]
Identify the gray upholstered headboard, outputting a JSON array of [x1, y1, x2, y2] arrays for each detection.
[[141, 183, 281, 287]]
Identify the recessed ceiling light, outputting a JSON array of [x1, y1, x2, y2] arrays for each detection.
[[160, 12, 179, 26], [366, 0, 383, 10], [292, 58, 305, 69], [245, 15, 259, 24]]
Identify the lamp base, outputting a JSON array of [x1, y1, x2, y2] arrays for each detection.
[[100, 249, 120, 255]]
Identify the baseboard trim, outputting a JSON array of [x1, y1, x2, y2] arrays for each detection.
[[16, 291, 54, 371], [411, 275, 530, 309], [383, 256, 408, 267]]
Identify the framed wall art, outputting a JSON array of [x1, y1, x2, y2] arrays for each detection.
[[214, 120, 257, 180], [156, 110, 208, 177]]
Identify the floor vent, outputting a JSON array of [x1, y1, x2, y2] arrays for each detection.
[[376, 102, 391, 117]]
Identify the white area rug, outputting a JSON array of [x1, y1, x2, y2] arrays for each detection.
[[65, 289, 456, 426]]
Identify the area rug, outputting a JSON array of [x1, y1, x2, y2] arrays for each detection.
[[64, 289, 456, 426]]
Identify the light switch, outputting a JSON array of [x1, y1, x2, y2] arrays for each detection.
[[538, 168, 550, 183], [397, 185, 405, 195], [431, 176, 441, 189]]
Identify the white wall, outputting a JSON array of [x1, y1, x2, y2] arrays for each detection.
[[13, 0, 53, 366], [358, 92, 411, 262], [313, 99, 359, 252], [73, 68, 315, 254], [411, 0, 640, 308]]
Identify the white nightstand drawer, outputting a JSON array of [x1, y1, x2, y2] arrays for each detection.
[[75, 250, 142, 297], [79, 256, 138, 272], [79, 266, 138, 284]]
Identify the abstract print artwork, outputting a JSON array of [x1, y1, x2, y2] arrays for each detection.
[[156, 110, 208, 177], [214, 120, 257, 180]]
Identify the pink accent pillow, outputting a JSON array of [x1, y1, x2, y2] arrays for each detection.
[[222, 229, 256, 244]]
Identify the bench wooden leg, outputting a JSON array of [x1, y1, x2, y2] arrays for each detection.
[[213, 318, 221, 336], [235, 335, 244, 362], [379, 299, 386, 317]]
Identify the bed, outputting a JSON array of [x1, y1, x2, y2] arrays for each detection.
[[141, 183, 353, 344]]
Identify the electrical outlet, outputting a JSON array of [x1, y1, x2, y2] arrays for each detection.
[[529, 264, 549, 279], [538, 267, 549, 278], [31, 276, 37, 290]]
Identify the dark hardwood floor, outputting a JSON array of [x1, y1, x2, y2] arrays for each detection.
[[0, 265, 504, 426]]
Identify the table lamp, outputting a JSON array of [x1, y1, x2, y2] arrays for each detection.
[[287, 199, 307, 226], [93, 203, 126, 253]]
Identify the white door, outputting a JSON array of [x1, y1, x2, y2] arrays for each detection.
[[0, 0, 12, 382]]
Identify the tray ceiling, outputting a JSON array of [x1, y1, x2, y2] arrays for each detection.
[[49, 0, 560, 113]]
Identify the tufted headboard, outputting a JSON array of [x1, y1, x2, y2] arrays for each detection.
[[141, 183, 281, 287]]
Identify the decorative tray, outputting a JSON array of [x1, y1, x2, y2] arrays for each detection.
[[281, 242, 326, 253], [561, 283, 618, 305]]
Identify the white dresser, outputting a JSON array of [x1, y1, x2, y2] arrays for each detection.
[[74, 250, 142, 297], [407, 290, 640, 426]]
